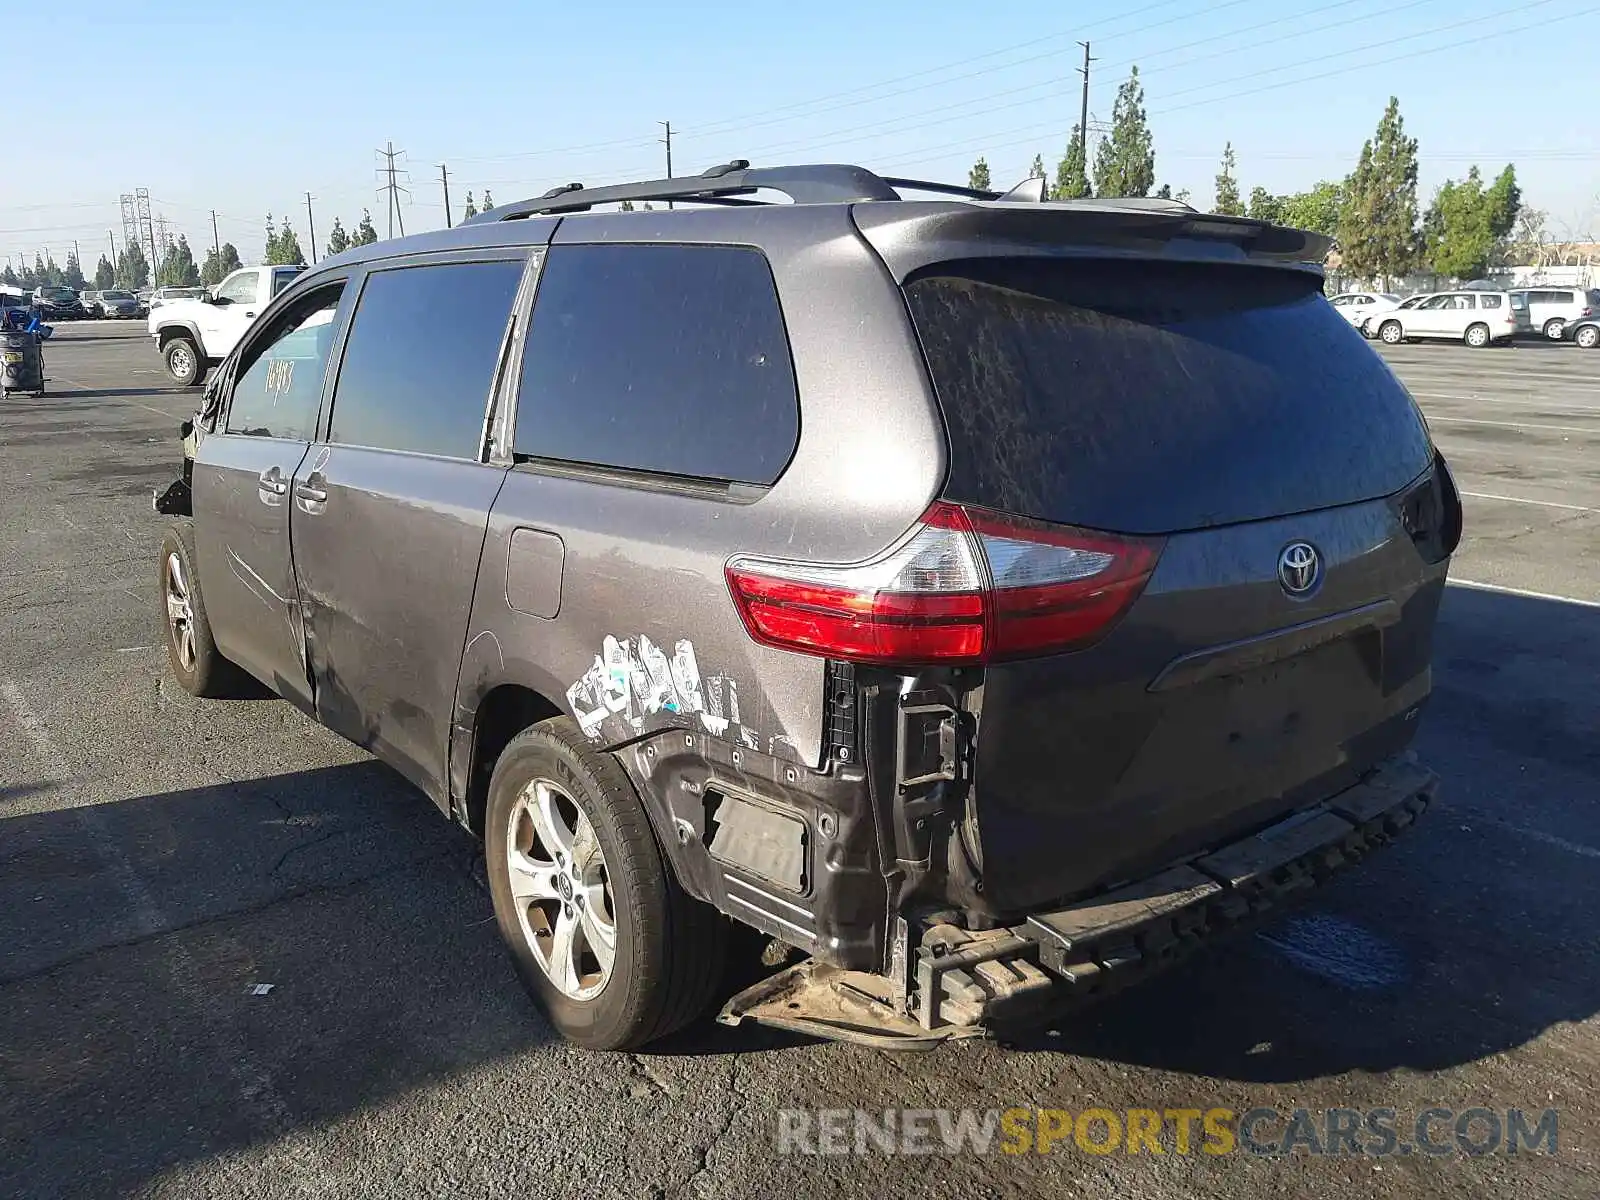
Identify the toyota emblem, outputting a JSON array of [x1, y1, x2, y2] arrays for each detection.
[[1278, 542, 1322, 597]]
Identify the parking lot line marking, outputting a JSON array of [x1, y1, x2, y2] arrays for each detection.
[[1472, 816, 1600, 861], [1458, 490, 1600, 514], [51, 374, 174, 419], [1410, 390, 1600, 411], [1427, 415, 1598, 435], [1449, 578, 1600, 608]]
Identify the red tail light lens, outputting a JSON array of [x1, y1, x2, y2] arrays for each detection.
[[726, 503, 1164, 665]]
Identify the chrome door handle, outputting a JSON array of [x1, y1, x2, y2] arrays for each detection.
[[257, 468, 288, 496], [295, 483, 328, 503]]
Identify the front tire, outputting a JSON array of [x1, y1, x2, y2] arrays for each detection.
[[163, 336, 206, 387], [1378, 320, 1404, 345], [1464, 323, 1491, 348], [484, 718, 728, 1050], [158, 522, 251, 698]]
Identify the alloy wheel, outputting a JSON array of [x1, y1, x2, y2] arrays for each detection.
[[505, 778, 618, 1001], [164, 552, 196, 670]]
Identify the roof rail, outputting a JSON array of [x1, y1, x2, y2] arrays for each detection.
[[467, 159, 1206, 223], [465, 160, 904, 222]]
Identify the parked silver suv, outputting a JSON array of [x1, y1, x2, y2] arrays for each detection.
[[153, 161, 1456, 1050], [1511, 286, 1599, 340]]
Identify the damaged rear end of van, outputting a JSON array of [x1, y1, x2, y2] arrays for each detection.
[[719, 201, 1459, 1044]]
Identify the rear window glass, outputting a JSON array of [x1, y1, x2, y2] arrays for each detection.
[[1511, 293, 1529, 310], [514, 243, 798, 485], [905, 258, 1433, 535], [1479, 294, 1502, 309], [330, 259, 524, 459]]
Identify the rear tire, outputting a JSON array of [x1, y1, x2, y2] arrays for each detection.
[[1378, 320, 1403, 345], [1464, 323, 1491, 348], [1576, 324, 1599, 350], [159, 522, 252, 698], [163, 336, 206, 387], [484, 718, 729, 1050], [1544, 318, 1565, 340]]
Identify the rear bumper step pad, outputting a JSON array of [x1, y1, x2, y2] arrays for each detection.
[[1016, 754, 1435, 1005]]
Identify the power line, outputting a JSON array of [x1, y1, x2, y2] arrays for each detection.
[[871, 0, 1592, 174], [1140, 0, 1564, 109]]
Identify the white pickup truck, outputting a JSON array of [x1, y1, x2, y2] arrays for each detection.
[[148, 264, 304, 385]]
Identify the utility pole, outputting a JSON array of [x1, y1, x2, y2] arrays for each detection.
[[108, 229, 116, 267], [305, 192, 318, 264], [659, 120, 674, 209], [438, 163, 453, 228], [1077, 42, 1095, 182], [72, 240, 80, 276], [210, 210, 220, 264], [378, 142, 409, 239]]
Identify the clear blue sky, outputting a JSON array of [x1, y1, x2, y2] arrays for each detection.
[[5, 0, 1596, 271]]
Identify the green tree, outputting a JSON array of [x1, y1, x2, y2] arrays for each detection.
[[481, 189, 494, 211], [619, 200, 636, 212], [1484, 164, 1521, 241], [1336, 97, 1420, 285], [1054, 127, 1090, 199], [1155, 183, 1173, 200], [326, 217, 351, 257], [1027, 154, 1052, 200], [1093, 66, 1155, 198], [267, 218, 306, 266], [93, 256, 115, 289], [1279, 181, 1343, 237], [1, 264, 17, 287], [968, 158, 991, 191], [462, 191, 478, 220], [157, 235, 201, 286], [1422, 164, 1521, 280], [352, 210, 379, 247], [1213, 142, 1243, 215], [1247, 186, 1285, 224], [64, 251, 87, 290], [115, 242, 150, 289]]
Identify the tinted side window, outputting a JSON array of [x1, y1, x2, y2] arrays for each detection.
[[1479, 294, 1502, 309], [515, 244, 799, 485], [329, 259, 524, 459], [226, 284, 345, 440]]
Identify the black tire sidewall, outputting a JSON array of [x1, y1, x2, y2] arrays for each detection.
[[1465, 324, 1489, 348], [483, 726, 670, 1050], [1578, 326, 1599, 349], [1380, 321, 1402, 344]]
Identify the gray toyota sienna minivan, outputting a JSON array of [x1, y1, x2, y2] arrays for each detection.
[[154, 161, 1458, 1050]]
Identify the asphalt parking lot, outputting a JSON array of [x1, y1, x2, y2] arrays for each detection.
[[2, 324, 1596, 1199]]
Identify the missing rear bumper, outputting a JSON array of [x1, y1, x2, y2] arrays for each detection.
[[718, 755, 1436, 1045]]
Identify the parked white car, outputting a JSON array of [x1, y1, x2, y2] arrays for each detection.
[[1372, 290, 1530, 348], [1510, 286, 1600, 341], [1329, 292, 1400, 329], [147, 265, 304, 385]]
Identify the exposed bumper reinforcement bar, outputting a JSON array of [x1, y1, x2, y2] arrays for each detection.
[[717, 755, 1436, 1047]]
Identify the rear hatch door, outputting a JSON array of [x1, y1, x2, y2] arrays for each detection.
[[896, 251, 1451, 913]]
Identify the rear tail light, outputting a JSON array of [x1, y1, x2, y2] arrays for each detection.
[[725, 502, 1164, 665]]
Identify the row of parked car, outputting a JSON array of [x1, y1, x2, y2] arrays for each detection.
[[17, 284, 209, 321], [1330, 285, 1600, 348]]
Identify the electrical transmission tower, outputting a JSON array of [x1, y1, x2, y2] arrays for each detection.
[[376, 142, 411, 239], [119, 194, 139, 261]]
